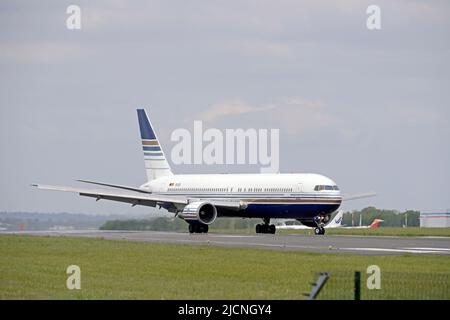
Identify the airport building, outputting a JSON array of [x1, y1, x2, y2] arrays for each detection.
[[419, 212, 450, 228]]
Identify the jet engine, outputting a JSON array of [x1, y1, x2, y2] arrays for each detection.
[[179, 201, 217, 225]]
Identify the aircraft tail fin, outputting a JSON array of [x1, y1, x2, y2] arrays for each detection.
[[137, 109, 173, 181], [326, 210, 344, 228], [369, 219, 384, 229]]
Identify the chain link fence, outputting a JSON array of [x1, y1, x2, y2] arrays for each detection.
[[311, 271, 450, 300]]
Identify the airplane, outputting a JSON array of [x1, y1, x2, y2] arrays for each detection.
[[343, 218, 384, 229], [275, 210, 344, 230], [276, 213, 383, 230], [33, 109, 375, 235]]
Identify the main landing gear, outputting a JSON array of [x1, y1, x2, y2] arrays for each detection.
[[188, 223, 209, 234], [255, 218, 276, 234]]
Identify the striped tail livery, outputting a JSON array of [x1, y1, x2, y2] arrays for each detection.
[[137, 109, 173, 181]]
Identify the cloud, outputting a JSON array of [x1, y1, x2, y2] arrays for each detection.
[[274, 97, 334, 133], [220, 38, 294, 58], [0, 42, 88, 63], [197, 97, 335, 134], [381, 104, 444, 126], [198, 101, 275, 122]]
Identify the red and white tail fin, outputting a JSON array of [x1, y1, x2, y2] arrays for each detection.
[[369, 219, 384, 229]]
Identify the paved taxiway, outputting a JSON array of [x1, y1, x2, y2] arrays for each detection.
[[2, 230, 450, 256]]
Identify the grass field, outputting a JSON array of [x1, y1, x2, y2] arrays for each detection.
[[210, 227, 450, 237], [279, 227, 450, 237], [0, 235, 449, 299]]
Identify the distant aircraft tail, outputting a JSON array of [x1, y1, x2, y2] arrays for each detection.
[[369, 219, 384, 229], [137, 109, 173, 181], [326, 210, 344, 228]]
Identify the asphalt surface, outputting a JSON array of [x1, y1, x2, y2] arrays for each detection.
[[2, 230, 450, 256]]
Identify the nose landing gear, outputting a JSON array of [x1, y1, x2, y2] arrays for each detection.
[[314, 226, 325, 235], [313, 216, 326, 235]]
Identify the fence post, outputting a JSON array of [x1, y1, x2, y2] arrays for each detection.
[[354, 271, 361, 300], [303, 272, 329, 300]]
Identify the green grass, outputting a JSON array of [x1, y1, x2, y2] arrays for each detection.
[[0, 235, 449, 299], [278, 227, 450, 237], [210, 227, 450, 237], [321, 227, 450, 237]]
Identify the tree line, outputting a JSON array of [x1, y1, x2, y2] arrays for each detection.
[[100, 206, 420, 231], [341, 206, 419, 227]]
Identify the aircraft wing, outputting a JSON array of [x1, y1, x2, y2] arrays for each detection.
[[342, 192, 376, 201], [31, 184, 242, 210]]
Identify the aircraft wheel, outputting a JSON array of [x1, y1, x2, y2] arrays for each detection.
[[314, 227, 325, 235], [256, 224, 261, 233], [269, 224, 276, 234], [189, 224, 194, 233]]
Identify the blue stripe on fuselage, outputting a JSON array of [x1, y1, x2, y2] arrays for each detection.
[[155, 191, 341, 219], [219, 203, 340, 219]]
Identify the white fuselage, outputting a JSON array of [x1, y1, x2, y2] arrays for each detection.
[[141, 173, 342, 220]]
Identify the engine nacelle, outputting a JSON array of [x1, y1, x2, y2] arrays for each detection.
[[179, 201, 217, 225]]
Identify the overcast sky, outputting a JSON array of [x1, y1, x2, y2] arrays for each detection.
[[0, 0, 449, 216]]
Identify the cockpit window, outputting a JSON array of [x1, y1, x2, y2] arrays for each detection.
[[314, 185, 339, 191]]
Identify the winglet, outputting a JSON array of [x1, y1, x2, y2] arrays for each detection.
[[342, 192, 377, 201]]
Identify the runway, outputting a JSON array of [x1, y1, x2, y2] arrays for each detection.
[[2, 229, 450, 256]]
